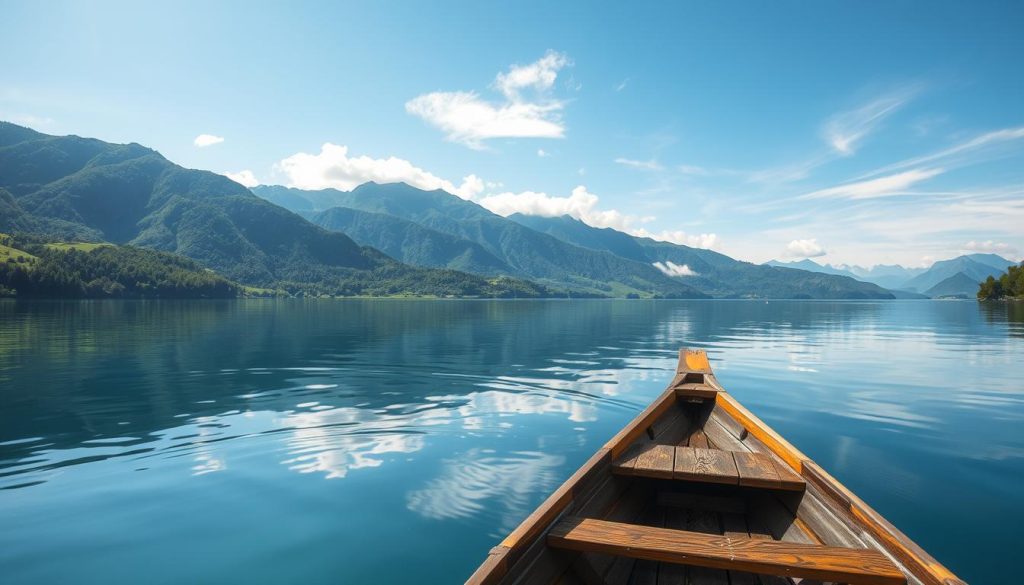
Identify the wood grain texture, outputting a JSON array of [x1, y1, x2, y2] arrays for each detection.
[[714, 392, 809, 473], [547, 517, 906, 585], [674, 447, 739, 485], [632, 444, 675, 479], [734, 451, 783, 489]]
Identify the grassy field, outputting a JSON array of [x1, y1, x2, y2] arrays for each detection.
[[0, 234, 38, 264]]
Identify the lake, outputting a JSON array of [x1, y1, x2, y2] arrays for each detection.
[[1, 299, 1021, 583]]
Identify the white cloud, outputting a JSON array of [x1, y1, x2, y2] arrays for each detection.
[[494, 50, 570, 100], [615, 79, 629, 92], [785, 238, 827, 258], [405, 51, 570, 149], [857, 126, 1024, 179], [614, 158, 662, 171], [962, 240, 1018, 257], [823, 89, 917, 155], [479, 186, 719, 249], [537, 149, 549, 157], [194, 134, 224, 148], [652, 261, 698, 277], [224, 170, 259, 188], [633, 229, 720, 249], [276, 143, 485, 199], [801, 168, 944, 200]]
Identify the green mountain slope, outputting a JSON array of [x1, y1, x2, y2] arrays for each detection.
[[0, 122, 551, 297], [311, 206, 514, 275], [256, 184, 707, 297], [510, 213, 893, 299]]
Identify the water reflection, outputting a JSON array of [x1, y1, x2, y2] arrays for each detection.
[[0, 299, 1021, 584]]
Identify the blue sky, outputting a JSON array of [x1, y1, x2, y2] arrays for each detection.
[[3, 0, 1023, 267]]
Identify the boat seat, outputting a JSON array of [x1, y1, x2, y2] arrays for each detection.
[[548, 516, 906, 585], [611, 444, 805, 491]]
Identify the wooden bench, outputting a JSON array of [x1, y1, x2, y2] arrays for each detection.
[[548, 516, 906, 585], [612, 445, 805, 491]]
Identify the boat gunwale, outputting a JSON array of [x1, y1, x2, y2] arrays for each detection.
[[466, 349, 964, 585]]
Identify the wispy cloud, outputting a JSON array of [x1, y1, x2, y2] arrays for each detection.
[[856, 126, 1024, 180], [614, 157, 662, 171], [405, 51, 570, 149], [275, 143, 484, 199], [194, 134, 224, 148], [800, 168, 944, 200], [537, 149, 549, 157], [615, 78, 629, 92], [823, 87, 918, 155]]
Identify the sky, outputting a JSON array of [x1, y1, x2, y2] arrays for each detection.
[[3, 0, 1023, 267]]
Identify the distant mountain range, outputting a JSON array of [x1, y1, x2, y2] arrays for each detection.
[[256, 185, 893, 299], [3, 122, 971, 300], [766, 253, 1017, 298]]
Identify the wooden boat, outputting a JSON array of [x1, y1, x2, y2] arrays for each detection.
[[467, 349, 964, 585]]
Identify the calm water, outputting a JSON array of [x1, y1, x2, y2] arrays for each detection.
[[1, 300, 1021, 583]]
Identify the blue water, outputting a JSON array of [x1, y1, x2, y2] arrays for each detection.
[[0, 300, 1021, 583]]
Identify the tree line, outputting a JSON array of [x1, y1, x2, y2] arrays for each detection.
[[978, 262, 1024, 300]]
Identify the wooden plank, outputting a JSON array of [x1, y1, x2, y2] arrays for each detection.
[[658, 506, 689, 585], [722, 514, 760, 585], [603, 387, 679, 459], [714, 392, 809, 473], [674, 447, 739, 485], [703, 416, 751, 452], [656, 491, 746, 515], [772, 459, 807, 492], [688, 429, 710, 449], [548, 517, 906, 585], [629, 444, 675, 479], [734, 452, 782, 489], [688, 507, 730, 585], [611, 443, 644, 475], [465, 546, 509, 585]]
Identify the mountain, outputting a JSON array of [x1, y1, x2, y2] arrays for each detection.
[[764, 259, 860, 279], [0, 122, 551, 298], [901, 255, 1014, 293], [258, 185, 890, 298], [311, 206, 514, 275], [256, 184, 707, 298], [765, 258, 924, 289], [923, 272, 984, 299], [257, 183, 892, 299]]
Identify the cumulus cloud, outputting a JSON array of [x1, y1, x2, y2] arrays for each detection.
[[537, 149, 549, 157], [614, 158, 662, 171], [478, 185, 720, 249], [405, 51, 570, 149], [634, 230, 720, 249], [275, 143, 484, 199], [784, 238, 827, 258], [652, 261, 698, 277], [194, 134, 224, 148], [823, 88, 917, 155], [224, 170, 259, 188], [801, 168, 944, 200]]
